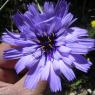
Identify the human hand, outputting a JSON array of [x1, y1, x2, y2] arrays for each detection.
[[0, 43, 47, 95]]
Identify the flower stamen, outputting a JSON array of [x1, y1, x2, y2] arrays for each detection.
[[48, 36, 52, 42], [49, 44, 53, 48]]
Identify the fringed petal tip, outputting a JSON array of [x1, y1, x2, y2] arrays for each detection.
[[49, 64, 62, 92], [74, 61, 92, 73]]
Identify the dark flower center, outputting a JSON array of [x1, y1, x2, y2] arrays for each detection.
[[37, 33, 56, 54]]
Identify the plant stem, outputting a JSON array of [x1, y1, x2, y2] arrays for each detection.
[[0, 0, 10, 11]]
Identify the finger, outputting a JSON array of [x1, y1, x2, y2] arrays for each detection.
[[0, 43, 16, 69], [0, 85, 15, 95], [0, 81, 13, 88], [0, 43, 25, 83], [0, 75, 47, 95], [0, 68, 18, 83]]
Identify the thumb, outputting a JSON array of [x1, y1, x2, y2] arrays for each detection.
[[0, 75, 47, 95], [0, 43, 16, 69]]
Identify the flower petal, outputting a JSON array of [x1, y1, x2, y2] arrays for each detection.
[[55, 0, 69, 17], [12, 12, 26, 32], [66, 43, 90, 54], [4, 29, 20, 38], [55, 28, 65, 37], [62, 56, 73, 66], [74, 62, 91, 73], [71, 27, 88, 37], [4, 48, 22, 59], [2, 33, 19, 46], [52, 59, 60, 71], [25, 68, 41, 89], [44, 2, 54, 13], [78, 38, 95, 48], [49, 64, 62, 92], [59, 60, 75, 81], [15, 55, 34, 74], [41, 61, 51, 80], [58, 46, 71, 53], [2, 31, 35, 46], [61, 13, 74, 26], [27, 3, 39, 16], [37, 55, 46, 68], [48, 23, 55, 35], [26, 50, 42, 68], [65, 27, 88, 43], [73, 55, 92, 72], [53, 51, 62, 60]]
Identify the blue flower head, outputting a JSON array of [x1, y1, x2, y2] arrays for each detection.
[[2, 0, 95, 92]]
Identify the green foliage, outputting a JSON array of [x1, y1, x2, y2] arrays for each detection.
[[88, 27, 95, 38]]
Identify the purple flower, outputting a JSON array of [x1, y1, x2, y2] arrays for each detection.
[[2, 0, 95, 92]]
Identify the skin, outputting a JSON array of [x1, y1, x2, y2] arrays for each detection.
[[0, 43, 47, 95]]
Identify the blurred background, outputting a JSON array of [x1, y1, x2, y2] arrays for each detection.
[[0, 0, 95, 95]]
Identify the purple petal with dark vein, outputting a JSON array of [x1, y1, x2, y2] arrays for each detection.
[[27, 53, 44, 71], [55, 28, 65, 37], [61, 13, 74, 26], [78, 38, 95, 42], [62, 56, 73, 66], [5, 29, 20, 39], [77, 38, 95, 47], [4, 48, 22, 54], [2, 32, 36, 47], [72, 54, 92, 65], [59, 60, 75, 81], [2, 34, 19, 46], [4, 53, 22, 60], [72, 54, 92, 72], [36, 55, 46, 69], [15, 55, 34, 74], [70, 48, 89, 54], [73, 61, 92, 73], [65, 31, 88, 43], [15, 40, 36, 46]]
